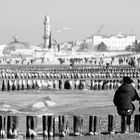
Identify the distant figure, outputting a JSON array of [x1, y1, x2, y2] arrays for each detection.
[[128, 58, 136, 68], [26, 116, 38, 138], [105, 63, 109, 69], [113, 76, 140, 133], [0, 116, 6, 138]]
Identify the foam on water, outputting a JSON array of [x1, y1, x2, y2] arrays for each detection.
[[0, 102, 20, 114], [0, 96, 56, 115], [32, 102, 46, 108], [44, 100, 56, 107]]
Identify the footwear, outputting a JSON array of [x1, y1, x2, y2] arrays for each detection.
[[11, 129, 18, 138], [122, 130, 129, 134], [43, 130, 48, 137], [7, 129, 13, 138], [26, 132, 30, 137], [74, 131, 80, 136], [0, 130, 5, 137], [28, 129, 32, 136], [0, 130, 2, 136], [60, 131, 66, 137], [32, 130, 37, 136], [2, 130, 5, 136], [74, 131, 83, 136], [89, 131, 94, 135], [29, 129, 37, 137], [13, 129, 18, 136], [79, 133, 83, 136], [94, 132, 99, 135], [49, 131, 53, 137], [124, 130, 129, 134], [110, 131, 115, 134]]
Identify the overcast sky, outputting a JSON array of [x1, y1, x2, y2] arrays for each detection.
[[0, 0, 139, 45]]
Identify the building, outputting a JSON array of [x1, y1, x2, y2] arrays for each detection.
[[85, 37, 93, 43], [0, 45, 6, 56], [59, 41, 72, 52], [93, 33, 135, 51], [43, 16, 51, 49]]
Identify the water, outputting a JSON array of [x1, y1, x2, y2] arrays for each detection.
[[0, 90, 140, 139]]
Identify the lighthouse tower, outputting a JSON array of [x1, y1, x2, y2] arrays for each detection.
[[43, 16, 51, 49]]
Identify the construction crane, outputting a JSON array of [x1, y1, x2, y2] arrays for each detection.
[[95, 25, 104, 35]]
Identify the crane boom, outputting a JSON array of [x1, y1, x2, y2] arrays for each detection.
[[96, 25, 104, 35]]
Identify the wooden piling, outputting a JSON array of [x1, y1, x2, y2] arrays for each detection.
[[7, 80, 10, 91], [1, 80, 6, 91], [54, 80, 59, 89], [61, 80, 64, 89], [17, 80, 20, 90], [27, 82, 30, 90], [59, 80, 62, 89], [11, 81, 16, 91]]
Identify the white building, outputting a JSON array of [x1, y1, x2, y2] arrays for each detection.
[[85, 37, 93, 43], [93, 33, 135, 50], [0, 45, 6, 56]]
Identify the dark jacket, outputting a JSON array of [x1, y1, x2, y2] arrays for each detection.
[[113, 83, 140, 111]]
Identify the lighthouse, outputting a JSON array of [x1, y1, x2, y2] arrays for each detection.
[[43, 16, 51, 49]]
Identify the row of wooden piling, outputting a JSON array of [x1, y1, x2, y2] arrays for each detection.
[[0, 114, 140, 138], [0, 71, 140, 79], [2, 79, 140, 92], [2, 78, 140, 91], [0, 79, 122, 91], [0, 65, 139, 73]]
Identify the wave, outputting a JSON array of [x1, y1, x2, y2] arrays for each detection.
[[0, 96, 56, 115]]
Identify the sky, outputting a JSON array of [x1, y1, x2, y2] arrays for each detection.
[[0, 0, 140, 45]]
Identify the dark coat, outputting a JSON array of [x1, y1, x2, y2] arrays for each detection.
[[113, 83, 139, 111]]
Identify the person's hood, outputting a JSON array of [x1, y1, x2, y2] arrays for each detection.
[[119, 84, 132, 93]]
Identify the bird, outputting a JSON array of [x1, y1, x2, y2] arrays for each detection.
[[56, 27, 70, 33]]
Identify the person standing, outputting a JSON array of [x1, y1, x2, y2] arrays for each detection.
[[7, 116, 19, 138], [113, 76, 140, 133]]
